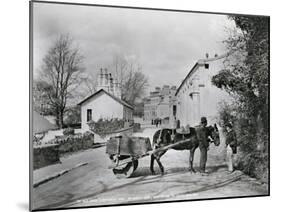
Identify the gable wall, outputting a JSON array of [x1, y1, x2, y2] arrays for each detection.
[[176, 58, 232, 127], [80, 92, 124, 131]]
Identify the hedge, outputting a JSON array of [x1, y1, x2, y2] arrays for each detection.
[[33, 131, 95, 169]]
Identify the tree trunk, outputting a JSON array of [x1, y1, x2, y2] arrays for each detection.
[[59, 110, 64, 129], [55, 107, 60, 128]]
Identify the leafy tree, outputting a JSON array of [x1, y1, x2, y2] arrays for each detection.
[[212, 16, 269, 180]]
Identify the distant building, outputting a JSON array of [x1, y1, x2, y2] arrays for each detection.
[[78, 68, 133, 132], [144, 85, 177, 126], [175, 54, 232, 127]]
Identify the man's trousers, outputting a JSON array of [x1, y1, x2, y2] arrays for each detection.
[[199, 145, 208, 172]]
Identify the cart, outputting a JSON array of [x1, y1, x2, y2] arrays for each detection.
[[106, 135, 191, 178]]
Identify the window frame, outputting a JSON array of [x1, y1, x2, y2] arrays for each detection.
[[87, 109, 92, 122]]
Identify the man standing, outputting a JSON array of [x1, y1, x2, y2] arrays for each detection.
[[196, 117, 209, 174], [225, 123, 238, 172]]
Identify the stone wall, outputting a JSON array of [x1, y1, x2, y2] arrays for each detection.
[[33, 145, 60, 170]]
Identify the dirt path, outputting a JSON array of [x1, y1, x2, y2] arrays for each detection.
[[32, 128, 268, 210]]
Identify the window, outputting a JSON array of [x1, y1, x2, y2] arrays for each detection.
[[173, 105, 177, 116], [87, 109, 92, 122]]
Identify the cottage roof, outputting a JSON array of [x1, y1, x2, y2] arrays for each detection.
[[77, 89, 133, 110]]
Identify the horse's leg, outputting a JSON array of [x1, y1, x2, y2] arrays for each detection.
[[150, 154, 156, 175], [189, 147, 196, 173], [155, 150, 167, 175]]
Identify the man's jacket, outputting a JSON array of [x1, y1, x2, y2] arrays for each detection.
[[226, 130, 238, 154], [196, 125, 209, 148]]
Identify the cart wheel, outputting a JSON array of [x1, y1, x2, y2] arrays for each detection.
[[113, 160, 139, 178]]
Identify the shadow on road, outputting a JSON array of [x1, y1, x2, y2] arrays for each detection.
[[131, 164, 227, 178], [36, 174, 165, 210], [124, 172, 245, 204]]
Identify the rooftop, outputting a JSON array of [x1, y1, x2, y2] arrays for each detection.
[[77, 89, 133, 110]]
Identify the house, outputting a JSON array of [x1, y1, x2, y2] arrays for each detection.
[[175, 53, 232, 127], [144, 85, 177, 126], [78, 69, 134, 132]]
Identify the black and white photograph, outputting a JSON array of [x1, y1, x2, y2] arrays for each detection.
[[30, 1, 269, 211]]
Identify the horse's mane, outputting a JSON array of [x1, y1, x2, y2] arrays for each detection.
[[153, 128, 197, 145]]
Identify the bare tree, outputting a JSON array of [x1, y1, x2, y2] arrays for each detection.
[[38, 34, 84, 128], [112, 55, 149, 105], [113, 54, 128, 86], [75, 71, 98, 99]]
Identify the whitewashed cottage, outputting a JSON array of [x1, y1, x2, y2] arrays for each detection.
[[78, 69, 133, 132]]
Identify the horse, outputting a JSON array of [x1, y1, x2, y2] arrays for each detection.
[[150, 124, 220, 175]]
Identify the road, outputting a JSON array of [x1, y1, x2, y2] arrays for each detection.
[[32, 128, 268, 210]]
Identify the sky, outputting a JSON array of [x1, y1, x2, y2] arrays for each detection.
[[33, 2, 235, 93]]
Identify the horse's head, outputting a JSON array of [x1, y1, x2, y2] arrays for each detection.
[[207, 124, 220, 146]]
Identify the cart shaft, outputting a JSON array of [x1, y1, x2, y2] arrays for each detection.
[[108, 138, 191, 169]]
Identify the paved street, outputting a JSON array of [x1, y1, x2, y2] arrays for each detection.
[[32, 128, 268, 210]]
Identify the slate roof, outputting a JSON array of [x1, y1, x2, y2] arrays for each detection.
[[77, 89, 133, 110]]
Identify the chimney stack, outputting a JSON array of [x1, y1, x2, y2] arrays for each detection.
[[109, 73, 114, 94], [104, 68, 109, 87]]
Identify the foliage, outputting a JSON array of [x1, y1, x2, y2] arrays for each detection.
[[57, 132, 95, 155], [33, 80, 55, 115], [218, 103, 268, 182], [64, 105, 81, 126], [87, 118, 125, 137], [36, 34, 84, 128], [217, 102, 237, 129], [63, 127, 75, 136], [212, 16, 269, 181], [34, 132, 96, 169]]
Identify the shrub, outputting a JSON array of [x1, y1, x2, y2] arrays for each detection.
[[217, 102, 268, 182], [63, 127, 75, 136], [55, 132, 95, 154], [64, 105, 81, 126], [87, 118, 125, 137]]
